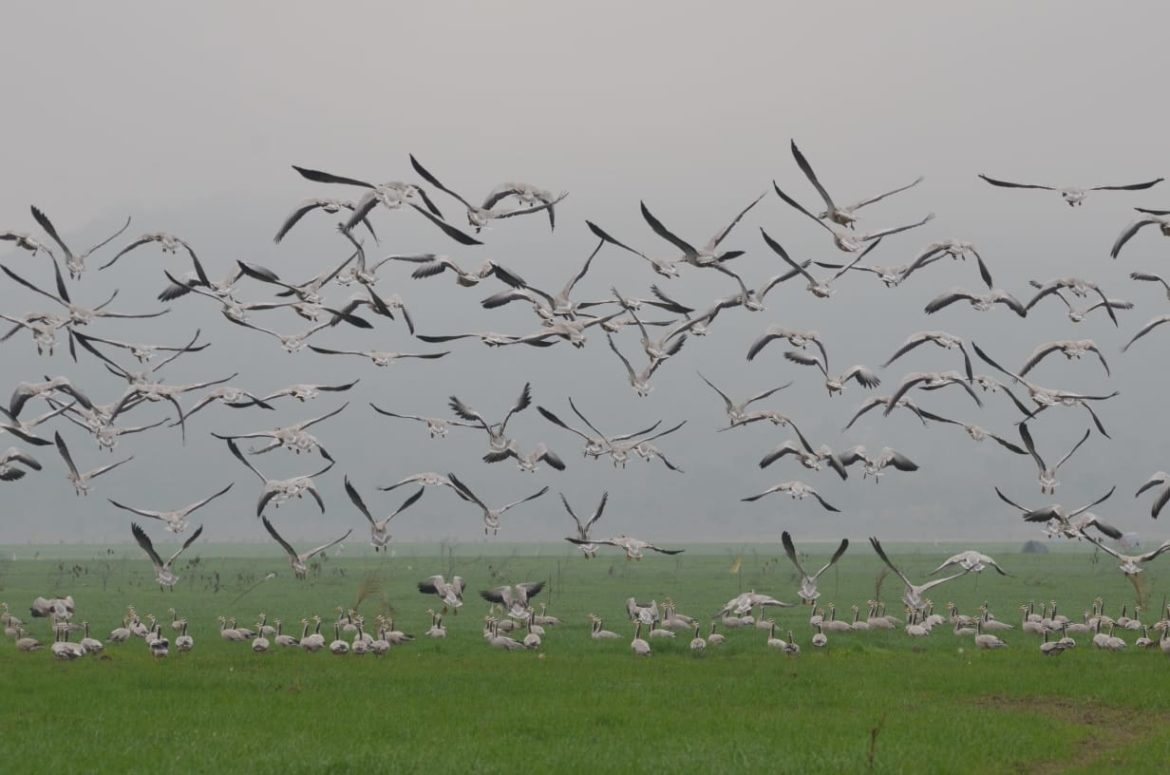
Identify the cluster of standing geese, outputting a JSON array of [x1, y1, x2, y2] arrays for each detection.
[[4, 144, 1170, 658]]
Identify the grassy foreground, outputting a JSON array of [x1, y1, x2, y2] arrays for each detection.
[[3, 542, 1170, 773]]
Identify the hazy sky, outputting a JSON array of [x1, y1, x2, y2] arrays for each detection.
[[2, 2, 1169, 548]]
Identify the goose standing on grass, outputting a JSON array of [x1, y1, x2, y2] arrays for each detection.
[[329, 623, 349, 655], [869, 537, 969, 611], [781, 532, 849, 604], [300, 618, 325, 652], [788, 140, 924, 229], [130, 522, 203, 590], [590, 615, 620, 640], [260, 516, 351, 580], [343, 476, 425, 552], [766, 621, 787, 651], [1136, 472, 1170, 519], [974, 621, 1008, 650], [631, 622, 651, 656]]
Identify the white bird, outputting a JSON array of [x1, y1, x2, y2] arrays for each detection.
[[995, 486, 1122, 540], [1136, 472, 1170, 519], [448, 382, 532, 454], [760, 228, 878, 298], [1122, 314, 1170, 353], [630, 622, 651, 656], [1084, 535, 1170, 577], [343, 476, 425, 552], [260, 516, 351, 580], [447, 473, 548, 536], [273, 197, 379, 243], [418, 575, 466, 611], [108, 483, 232, 534], [307, 344, 450, 367], [783, 350, 881, 396], [483, 442, 567, 473], [292, 162, 482, 245], [869, 537, 968, 612], [568, 535, 683, 560], [224, 438, 333, 516], [0, 447, 42, 481], [1113, 207, 1170, 258], [480, 582, 545, 619], [1018, 423, 1091, 495], [837, 446, 919, 482], [929, 551, 1008, 576], [638, 195, 762, 268], [899, 241, 993, 289], [742, 480, 840, 512], [130, 522, 204, 590], [979, 174, 1163, 207], [697, 372, 792, 428], [561, 491, 607, 559], [924, 288, 1027, 317], [773, 181, 934, 252], [1018, 340, 1110, 377], [788, 140, 924, 229], [882, 331, 974, 381], [369, 405, 477, 439], [410, 154, 565, 234], [781, 531, 849, 604]]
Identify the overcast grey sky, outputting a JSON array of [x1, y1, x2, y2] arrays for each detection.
[[2, 2, 1169, 548]]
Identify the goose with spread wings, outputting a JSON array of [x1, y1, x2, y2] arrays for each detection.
[[131, 522, 204, 590], [562, 491, 608, 558], [291, 163, 481, 245], [261, 516, 351, 581], [29, 206, 131, 279], [1018, 423, 1092, 495], [789, 140, 924, 229], [869, 537, 969, 611], [108, 483, 232, 534], [343, 476, 424, 552], [480, 582, 546, 619], [55, 432, 131, 495], [449, 382, 532, 454], [995, 486, 1121, 540], [637, 194, 762, 268], [1136, 472, 1170, 519], [978, 174, 1162, 207], [410, 154, 565, 233], [773, 181, 934, 252], [759, 228, 877, 298], [882, 331, 974, 380], [741, 480, 840, 512], [567, 534, 683, 560], [447, 473, 548, 536], [223, 438, 332, 517], [1112, 208, 1170, 259], [782, 531, 849, 603]]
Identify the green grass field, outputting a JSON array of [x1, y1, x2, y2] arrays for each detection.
[[3, 541, 1170, 774]]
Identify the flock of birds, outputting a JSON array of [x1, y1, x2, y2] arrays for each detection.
[[4, 143, 1170, 658]]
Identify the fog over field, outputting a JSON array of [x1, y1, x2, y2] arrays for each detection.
[[2, 2, 1169, 544]]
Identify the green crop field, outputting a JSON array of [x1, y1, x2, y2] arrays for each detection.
[[3, 541, 1170, 774]]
